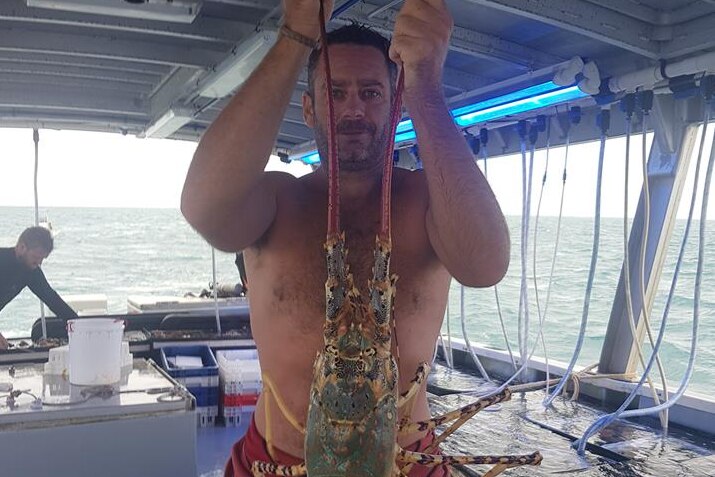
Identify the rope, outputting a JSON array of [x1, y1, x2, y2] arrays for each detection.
[[575, 107, 714, 454], [506, 364, 634, 397]]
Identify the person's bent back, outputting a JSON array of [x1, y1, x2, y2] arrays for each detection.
[[0, 226, 78, 348]]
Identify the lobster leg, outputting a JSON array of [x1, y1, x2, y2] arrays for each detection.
[[399, 388, 512, 435], [398, 404, 480, 476], [251, 461, 307, 477], [397, 362, 430, 430], [392, 461, 409, 477], [397, 362, 430, 408], [396, 449, 543, 477]]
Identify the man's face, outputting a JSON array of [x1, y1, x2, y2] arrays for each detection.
[[304, 44, 393, 172], [17, 243, 50, 270]]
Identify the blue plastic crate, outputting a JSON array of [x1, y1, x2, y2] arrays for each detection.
[[160, 345, 219, 379], [188, 386, 220, 407]]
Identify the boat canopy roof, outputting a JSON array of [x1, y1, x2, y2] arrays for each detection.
[[1, 0, 714, 156]]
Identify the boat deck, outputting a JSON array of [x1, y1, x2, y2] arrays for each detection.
[[196, 363, 714, 477]]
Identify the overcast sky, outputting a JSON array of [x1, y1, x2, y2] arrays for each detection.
[[0, 126, 713, 219]]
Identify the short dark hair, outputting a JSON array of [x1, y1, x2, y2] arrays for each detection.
[[18, 226, 54, 253], [306, 23, 397, 98]]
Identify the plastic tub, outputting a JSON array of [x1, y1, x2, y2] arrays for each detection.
[[67, 318, 125, 385]]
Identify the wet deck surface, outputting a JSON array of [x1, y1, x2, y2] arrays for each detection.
[[197, 363, 714, 476]]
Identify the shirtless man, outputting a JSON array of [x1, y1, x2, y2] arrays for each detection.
[[181, 0, 509, 474]]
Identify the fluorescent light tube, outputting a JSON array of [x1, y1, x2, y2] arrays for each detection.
[[198, 30, 278, 98], [453, 85, 586, 128], [26, 0, 202, 23], [300, 152, 321, 165], [144, 107, 193, 138], [290, 81, 588, 161]]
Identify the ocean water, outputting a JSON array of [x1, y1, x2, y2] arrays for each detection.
[[0, 206, 713, 396]]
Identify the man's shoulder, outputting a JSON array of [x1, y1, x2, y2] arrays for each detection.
[[263, 170, 309, 194], [264, 170, 300, 183], [28, 266, 47, 282], [267, 169, 320, 200], [0, 247, 14, 263]]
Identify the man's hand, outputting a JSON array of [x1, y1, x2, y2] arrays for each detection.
[[0, 333, 9, 350], [283, 0, 335, 41], [389, 0, 453, 95]]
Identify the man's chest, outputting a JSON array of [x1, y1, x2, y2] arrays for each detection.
[[263, 200, 429, 287]]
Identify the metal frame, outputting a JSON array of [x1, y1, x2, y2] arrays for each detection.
[[2, 0, 714, 140], [464, 0, 659, 59]]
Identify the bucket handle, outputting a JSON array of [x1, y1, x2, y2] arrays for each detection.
[[66, 319, 125, 333]]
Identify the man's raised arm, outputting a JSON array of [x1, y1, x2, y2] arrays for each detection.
[[391, 0, 510, 287], [181, 0, 332, 251]]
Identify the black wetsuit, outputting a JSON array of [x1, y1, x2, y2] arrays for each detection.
[[0, 247, 78, 319]]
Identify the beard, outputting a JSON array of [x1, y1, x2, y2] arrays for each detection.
[[314, 118, 390, 172]]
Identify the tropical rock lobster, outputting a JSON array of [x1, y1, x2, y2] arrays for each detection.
[[252, 3, 543, 476]]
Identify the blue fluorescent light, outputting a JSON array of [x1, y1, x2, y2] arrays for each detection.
[[394, 130, 417, 143], [451, 81, 564, 118], [300, 152, 321, 165], [454, 85, 586, 128], [291, 81, 587, 161], [396, 119, 413, 134]]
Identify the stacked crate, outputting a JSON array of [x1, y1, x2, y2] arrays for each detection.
[[215, 349, 262, 426], [160, 345, 219, 427]]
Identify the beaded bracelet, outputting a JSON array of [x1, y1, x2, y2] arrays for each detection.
[[280, 24, 319, 50]]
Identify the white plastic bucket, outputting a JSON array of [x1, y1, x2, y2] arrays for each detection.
[[67, 318, 125, 386]]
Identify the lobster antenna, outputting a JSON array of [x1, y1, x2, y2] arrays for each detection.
[[320, 0, 340, 237], [379, 70, 405, 240]]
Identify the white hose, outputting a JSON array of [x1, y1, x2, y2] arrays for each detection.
[[543, 123, 605, 408], [540, 123, 570, 357], [532, 117, 552, 396], [619, 114, 665, 424], [460, 284, 490, 380], [445, 301, 454, 368], [482, 142, 517, 371], [576, 110, 714, 452], [637, 111, 670, 427], [517, 128, 533, 371]]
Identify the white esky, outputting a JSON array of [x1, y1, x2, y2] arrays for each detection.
[[0, 126, 713, 219]]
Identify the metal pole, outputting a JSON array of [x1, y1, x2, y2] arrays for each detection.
[[33, 128, 47, 340]]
